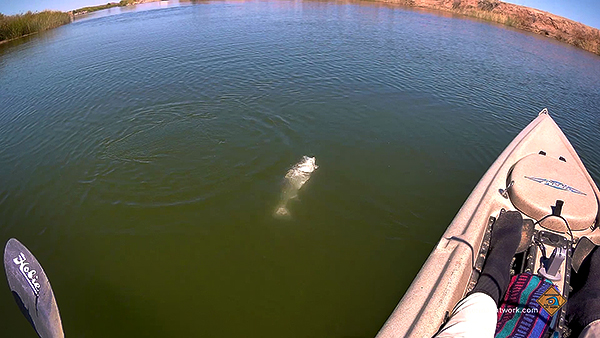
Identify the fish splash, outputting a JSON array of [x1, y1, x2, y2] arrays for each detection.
[[275, 156, 318, 217]]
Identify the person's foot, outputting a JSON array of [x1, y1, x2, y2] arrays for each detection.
[[470, 210, 523, 305], [566, 246, 600, 336]]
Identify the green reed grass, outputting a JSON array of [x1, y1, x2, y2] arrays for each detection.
[[0, 11, 71, 42], [73, 3, 119, 15], [73, 1, 139, 15]]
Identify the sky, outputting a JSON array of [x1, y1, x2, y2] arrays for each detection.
[[504, 0, 600, 29], [0, 0, 599, 29]]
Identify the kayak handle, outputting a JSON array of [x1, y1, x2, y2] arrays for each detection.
[[499, 180, 514, 198]]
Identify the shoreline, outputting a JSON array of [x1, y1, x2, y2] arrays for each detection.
[[369, 0, 600, 56], [0, 11, 72, 45], [2, 0, 599, 57], [72, 0, 162, 16], [0, 32, 37, 45]]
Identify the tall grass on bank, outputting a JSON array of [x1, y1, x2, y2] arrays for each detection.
[[73, 0, 140, 15], [0, 11, 71, 43], [73, 2, 119, 15]]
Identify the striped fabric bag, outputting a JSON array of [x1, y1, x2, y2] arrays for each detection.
[[495, 273, 559, 338]]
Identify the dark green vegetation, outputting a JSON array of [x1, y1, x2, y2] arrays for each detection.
[[72, 3, 120, 15], [72, 0, 138, 15], [0, 11, 71, 43]]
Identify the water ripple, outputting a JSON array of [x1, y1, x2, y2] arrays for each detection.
[[1, 2, 600, 337]]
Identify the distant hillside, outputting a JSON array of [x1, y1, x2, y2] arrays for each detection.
[[378, 0, 600, 56]]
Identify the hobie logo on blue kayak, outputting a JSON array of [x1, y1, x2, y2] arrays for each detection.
[[13, 253, 41, 296], [524, 176, 587, 196]]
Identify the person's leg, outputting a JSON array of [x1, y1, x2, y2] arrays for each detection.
[[435, 292, 497, 338], [435, 211, 523, 337], [567, 246, 600, 336], [470, 211, 523, 305], [579, 320, 600, 338]]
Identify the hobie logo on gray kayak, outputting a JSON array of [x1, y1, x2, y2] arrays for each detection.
[[13, 253, 41, 296], [524, 176, 587, 196]]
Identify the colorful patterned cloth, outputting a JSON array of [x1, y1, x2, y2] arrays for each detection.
[[495, 273, 557, 338]]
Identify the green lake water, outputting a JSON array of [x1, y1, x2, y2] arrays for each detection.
[[1, 1, 599, 337]]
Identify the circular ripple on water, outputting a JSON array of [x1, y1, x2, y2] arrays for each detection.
[[83, 98, 291, 207]]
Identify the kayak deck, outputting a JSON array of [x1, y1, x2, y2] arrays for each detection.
[[376, 109, 600, 338]]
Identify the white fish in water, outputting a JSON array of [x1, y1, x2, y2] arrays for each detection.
[[275, 156, 319, 217]]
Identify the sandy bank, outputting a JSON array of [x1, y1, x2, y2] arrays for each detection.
[[372, 0, 600, 56]]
